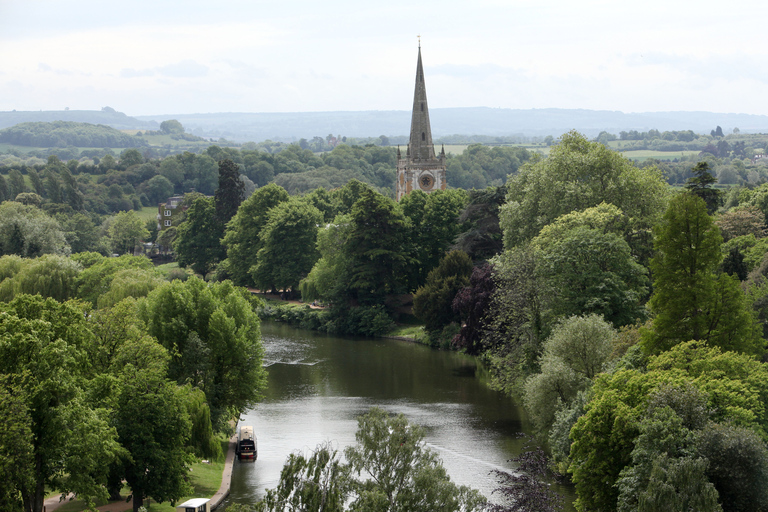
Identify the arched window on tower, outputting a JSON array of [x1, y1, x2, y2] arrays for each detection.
[[421, 103, 424, 111], [422, 132, 425, 141]]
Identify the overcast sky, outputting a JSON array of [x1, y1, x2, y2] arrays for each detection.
[[1, 0, 766, 116]]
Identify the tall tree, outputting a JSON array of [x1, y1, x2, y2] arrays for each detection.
[[345, 189, 414, 305], [222, 183, 289, 286], [116, 365, 193, 512], [214, 158, 245, 224], [173, 196, 225, 275], [540, 226, 648, 327], [642, 193, 763, 356], [451, 262, 495, 355], [402, 189, 468, 288], [686, 162, 720, 214], [251, 199, 323, 294]]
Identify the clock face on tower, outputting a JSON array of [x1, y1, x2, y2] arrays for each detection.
[[418, 173, 435, 190]]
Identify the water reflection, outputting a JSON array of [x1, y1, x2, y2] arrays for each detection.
[[224, 321, 575, 509]]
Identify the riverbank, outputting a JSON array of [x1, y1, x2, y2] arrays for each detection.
[[43, 434, 236, 512]]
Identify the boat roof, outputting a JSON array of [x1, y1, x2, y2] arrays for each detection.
[[177, 498, 210, 507]]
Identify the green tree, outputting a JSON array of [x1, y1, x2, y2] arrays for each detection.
[[257, 442, 350, 512], [500, 131, 668, 253], [116, 364, 193, 512], [251, 199, 323, 294], [345, 189, 414, 304], [96, 268, 165, 309], [686, 161, 721, 214], [76, 254, 156, 307], [144, 175, 175, 205], [0, 254, 82, 302], [483, 246, 552, 395], [119, 148, 144, 168], [402, 189, 468, 287], [214, 158, 245, 224], [569, 340, 768, 512], [108, 210, 150, 256], [615, 384, 719, 512], [523, 314, 615, 434], [159, 119, 184, 134], [0, 375, 34, 512], [173, 196, 225, 275], [344, 408, 485, 512], [0, 202, 69, 257], [0, 295, 123, 512], [299, 214, 353, 304], [413, 250, 473, 332], [696, 422, 768, 512], [7, 168, 26, 197], [222, 183, 289, 286], [643, 193, 763, 356], [540, 226, 648, 327], [138, 278, 267, 428]]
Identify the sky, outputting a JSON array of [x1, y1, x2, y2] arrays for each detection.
[[1, 0, 767, 117]]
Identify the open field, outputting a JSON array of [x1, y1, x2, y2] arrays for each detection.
[[620, 149, 701, 161]]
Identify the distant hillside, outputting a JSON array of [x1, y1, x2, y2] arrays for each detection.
[[4, 107, 768, 143], [0, 121, 148, 148], [0, 108, 156, 131], [136, 108, 768, 142]]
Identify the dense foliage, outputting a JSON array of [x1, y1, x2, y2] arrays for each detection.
[[0, 121, 148, 148]]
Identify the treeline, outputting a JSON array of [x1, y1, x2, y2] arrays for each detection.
[[0, 142, 532, 223], [0, 121, 148, 148]]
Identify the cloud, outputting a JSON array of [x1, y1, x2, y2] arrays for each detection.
[[37, 62, 74, 76], [626, 52, 768, 84], [121, 60, 209, 79]]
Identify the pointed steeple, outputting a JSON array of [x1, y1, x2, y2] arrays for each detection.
[[396, 43, 446, 201], [408, 45, 436, 161]]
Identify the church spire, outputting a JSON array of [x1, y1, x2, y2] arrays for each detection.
[[408, 45, 435, 161], [396, 43, 446, 201]]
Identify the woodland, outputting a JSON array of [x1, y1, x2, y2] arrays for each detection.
[[2, 122, 768, 511]]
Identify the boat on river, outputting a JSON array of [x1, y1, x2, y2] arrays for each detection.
[[236, 425, 257, 461]]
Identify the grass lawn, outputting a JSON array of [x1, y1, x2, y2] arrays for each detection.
[[389, 325, 424, 339], [52, 438, 229, 512], [135, 207, 160, 222]]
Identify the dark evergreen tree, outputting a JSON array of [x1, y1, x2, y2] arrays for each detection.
[[173, 196, 225, 275], [214, 158, 244, 224], [685, 162, 720, 214], [722, 246, 748, 281]]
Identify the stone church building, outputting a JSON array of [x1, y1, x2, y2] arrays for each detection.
[[396, 45, 447, 201]]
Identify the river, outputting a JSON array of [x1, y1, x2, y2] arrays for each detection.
[[222, 321, 576, 509]]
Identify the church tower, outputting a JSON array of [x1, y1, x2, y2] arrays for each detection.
[[396, 44, 446, 201]]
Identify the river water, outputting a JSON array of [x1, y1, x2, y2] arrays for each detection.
[[223, 321, 575, 509]]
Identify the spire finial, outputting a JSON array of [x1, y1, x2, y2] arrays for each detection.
[[417, 34, 421, 48]]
